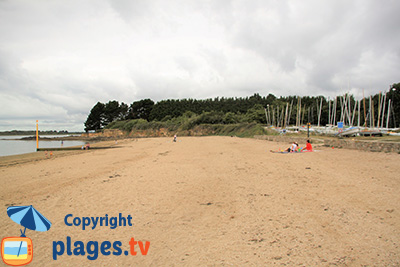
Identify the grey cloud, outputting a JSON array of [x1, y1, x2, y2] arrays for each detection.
[[228, 0, 400, 94], [108, 0, 152, 21], [0, 0, 399, 131]]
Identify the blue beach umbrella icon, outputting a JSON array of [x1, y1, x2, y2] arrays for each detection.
[[6, 205, 52, 257]]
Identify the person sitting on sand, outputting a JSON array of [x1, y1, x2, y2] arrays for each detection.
[[301, 140, 313, 152], [293, 142, 299, 152], [286, 142, 297, 152]]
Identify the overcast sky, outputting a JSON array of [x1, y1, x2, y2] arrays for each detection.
[[0, 0, 399, 131]]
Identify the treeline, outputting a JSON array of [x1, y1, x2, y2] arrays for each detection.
[[84, 95, 275, 131], [84, 83, 400, 131]]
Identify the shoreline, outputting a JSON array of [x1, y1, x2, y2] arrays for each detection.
[[2, 134, 399, 165], [0, 140, 122, 167]]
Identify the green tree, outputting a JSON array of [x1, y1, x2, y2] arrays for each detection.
[[223, 112, 239, 124], [119, 102, 129, 120], [129, 99, 155, 121], [104, 100, 121, 125], [245, 104, 266, 123], [84, 102, 105, 131]]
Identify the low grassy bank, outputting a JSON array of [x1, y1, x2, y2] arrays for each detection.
[[106, 118, 276, 138]]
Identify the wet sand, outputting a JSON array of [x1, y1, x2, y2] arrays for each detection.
[[0, 136, 399, 266]]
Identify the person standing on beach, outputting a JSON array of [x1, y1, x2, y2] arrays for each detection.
[[173, 134, 177, 142]]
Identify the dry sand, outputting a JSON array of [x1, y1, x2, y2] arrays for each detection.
[[0, 136, 399, 266]]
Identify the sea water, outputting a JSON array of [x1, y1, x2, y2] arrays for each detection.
[[0, 136, 86, 157]]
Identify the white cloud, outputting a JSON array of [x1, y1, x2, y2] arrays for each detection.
[[0, 0, 399, 131]]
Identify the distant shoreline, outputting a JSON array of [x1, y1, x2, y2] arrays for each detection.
[[0, 131, 83, 136], [13, 136, 83, 141], [0, 139, 119, 167]]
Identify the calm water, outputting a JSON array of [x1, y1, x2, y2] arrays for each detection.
[[0, 136, 85, 157]]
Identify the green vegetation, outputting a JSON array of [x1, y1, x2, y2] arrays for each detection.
[[106, 111, 275, 137], [84, 95, 271, 132], [84, 83, 400, 137]]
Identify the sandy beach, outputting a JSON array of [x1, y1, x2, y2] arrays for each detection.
[[1, 136, 399, 266]]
